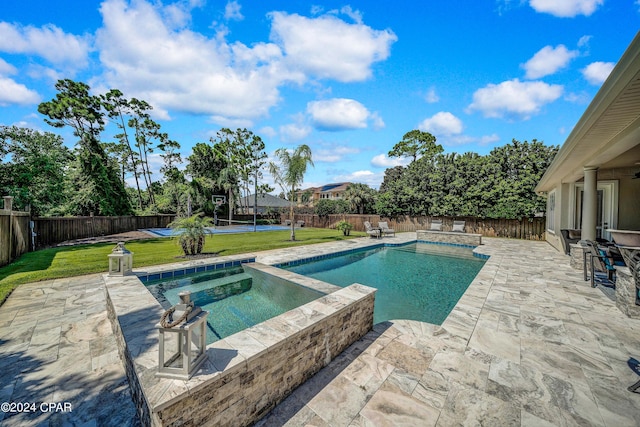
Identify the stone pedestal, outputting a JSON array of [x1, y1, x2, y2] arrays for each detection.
[[615, 267, 640, 318], [569, 243, 586, 270]]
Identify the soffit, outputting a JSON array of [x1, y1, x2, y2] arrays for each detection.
[[536, 32, 640, 192]]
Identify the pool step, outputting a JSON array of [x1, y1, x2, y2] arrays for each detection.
[[162, 273, 253, 305], [392, 244, 477, 259]]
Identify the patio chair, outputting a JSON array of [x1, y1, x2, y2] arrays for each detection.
[[378, 221, 395, 237], [560, 229, 581, 255], [364, 221, 381, 239], [452, 220, 465, 232], [583, 240, 616, 288], [430, 219, 443, 231], [296, 220, 305, 227]]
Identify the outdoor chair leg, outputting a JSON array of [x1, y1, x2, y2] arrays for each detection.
[[628, 379, 640, 393]]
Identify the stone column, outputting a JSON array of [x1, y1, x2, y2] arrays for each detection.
[[581, 167, 598, 241]]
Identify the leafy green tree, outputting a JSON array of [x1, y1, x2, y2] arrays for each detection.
[[269, 144, 314, 241], [388, 129, 443, 162], [211, 128, 241, 221], [377, 132, 557, 219], [38, 79, 132, 215], [0, 126, 73, 216], [483, 139, 558, 218], [314, 199, 350, 216], [342, 183, 377, 214], [102, 89, 145, 209], [186, 142, 226, 215]]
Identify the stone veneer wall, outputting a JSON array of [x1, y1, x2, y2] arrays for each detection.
[[104, 256, 376, 427], [416, 230, 482, 246], [154, 286, 374, 426], [615, 267, 640, 318], [569, 243, 586, 270]]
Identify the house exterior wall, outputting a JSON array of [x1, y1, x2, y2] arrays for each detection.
[[544, 168, 639, 253], [618, 174, 640, 230], [544, 184, 564, 252]]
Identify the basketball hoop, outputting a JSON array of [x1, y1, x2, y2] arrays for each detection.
[[212, 195, 226, 207]]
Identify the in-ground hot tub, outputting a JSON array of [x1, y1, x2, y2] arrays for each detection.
[[105, 255, 376, 426]]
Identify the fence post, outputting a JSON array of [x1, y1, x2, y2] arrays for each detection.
[[3, 196, 13, 262]]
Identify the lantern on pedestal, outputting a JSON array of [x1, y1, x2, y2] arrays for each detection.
[[157, 291, 208, 380], [108, 242, 133, 276]]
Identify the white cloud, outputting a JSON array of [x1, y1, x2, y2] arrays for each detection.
[[279, 123, 312, 141], [333, 6, 363, 24], [331, 169, 382, 188], [0, 76, 41, 106], [467, 78, 563, 120], [314, 146, 360, 162], [268, 11, 397, 82], [225, 1, 244, 21], [418, 112, 463, 136], [529, 0, 604, 17], [96, 0, 297, 122], [370, 112, 385, 130], [522, 45, 578, 79], [371, 154, 410, 168], [307, 98, 370, 131], [0, 22, 91, 66], [424, 87, 439, 103], [258, 126, 277, 138], [0, 58, 16, 75], [94, 1, 395, 124], [582, 61, 615, 85], [417, 111, 499, 148], [577, 35, 591, 48]]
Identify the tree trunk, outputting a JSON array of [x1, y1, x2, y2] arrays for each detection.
[[290, 188, 296, 241]]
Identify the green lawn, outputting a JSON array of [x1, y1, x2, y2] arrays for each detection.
[[0, 228, 365, 304]]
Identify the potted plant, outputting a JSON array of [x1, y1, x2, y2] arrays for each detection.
[[336, 220, 353, 236]]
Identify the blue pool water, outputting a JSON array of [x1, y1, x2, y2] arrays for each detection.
[[285, 243, 486, 325], [144, 224, 290, 237], [145, 266, 323, 344]]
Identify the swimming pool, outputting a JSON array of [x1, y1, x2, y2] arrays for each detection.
[[145, 265, 323, 344], [143, 224, 290, 237], [284, 242, 486, 325]]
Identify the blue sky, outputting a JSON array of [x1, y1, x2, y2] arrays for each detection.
[[0, 1, 638, 191]]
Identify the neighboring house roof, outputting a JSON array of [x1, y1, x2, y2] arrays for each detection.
[[238, 193, 293, 208], [536, 31, 640, 193], [300, 182, 351, 194]]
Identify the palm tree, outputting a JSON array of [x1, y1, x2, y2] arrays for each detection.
[[168, 214, 214, 255], [343, 183, 377, 214], [269, 144, 314, 241]]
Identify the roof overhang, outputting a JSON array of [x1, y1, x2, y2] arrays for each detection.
[[536, 31, 640, 193]]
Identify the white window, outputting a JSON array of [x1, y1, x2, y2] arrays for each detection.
[[547, 190, 556, 232]]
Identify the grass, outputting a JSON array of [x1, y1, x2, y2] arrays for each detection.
[[0, 228, 366, 304]]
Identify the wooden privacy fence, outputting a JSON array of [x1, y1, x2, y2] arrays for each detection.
[[0, 197, 31, 267], [283, 214, 547, 240], [33, 215, 175, 248]]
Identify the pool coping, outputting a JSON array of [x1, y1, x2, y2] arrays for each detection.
[[105, 234, 491, 426], [104, 253, 377, 426]]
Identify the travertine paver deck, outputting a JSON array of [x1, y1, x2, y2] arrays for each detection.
[[1, 234, 640, 426]]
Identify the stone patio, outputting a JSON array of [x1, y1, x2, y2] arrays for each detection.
[[1, 235, 640, 426]]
